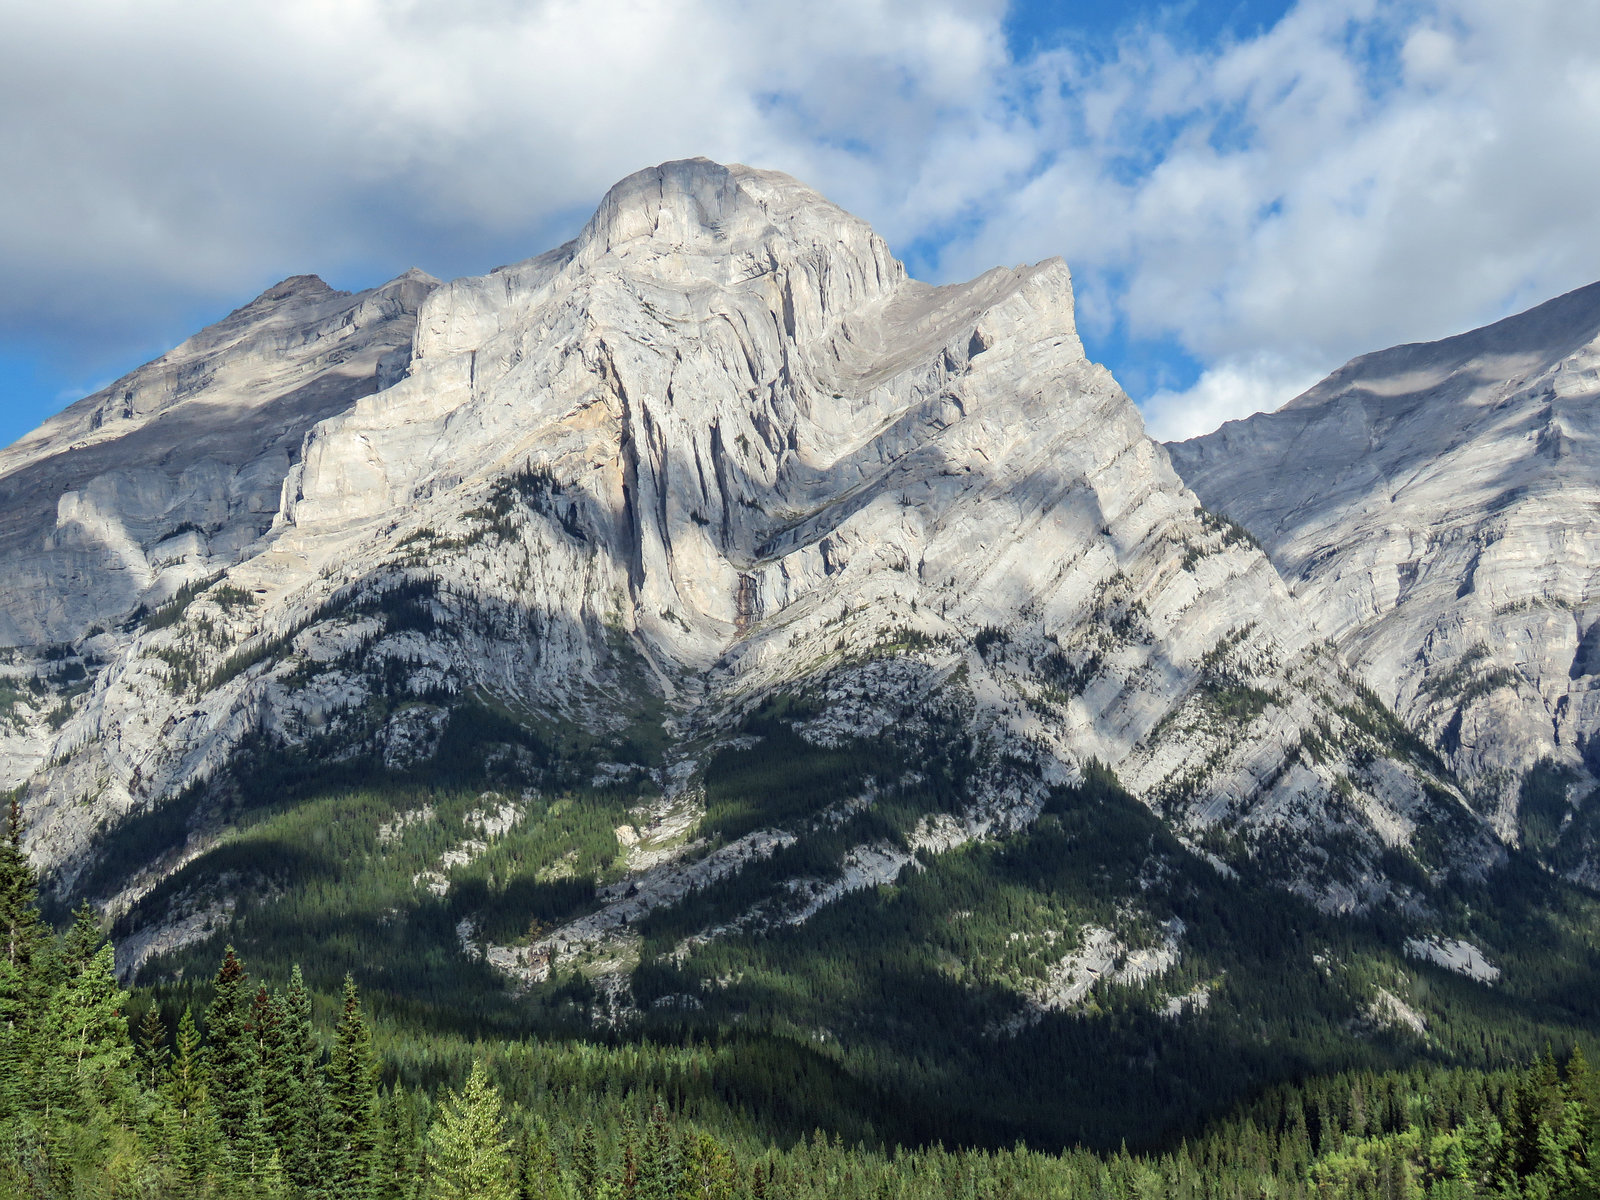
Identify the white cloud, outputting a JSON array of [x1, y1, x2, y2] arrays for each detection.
[[0, 0, 1009, 350], [940, 0, 1600, 436], [1141, 354, 1324, 443]]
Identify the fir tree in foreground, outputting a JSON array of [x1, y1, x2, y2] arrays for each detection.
[[427, 1060, 513, 1200], [327, 973, 381, 1197]]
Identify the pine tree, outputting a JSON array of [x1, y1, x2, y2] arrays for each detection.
[[0, 792, 45, 1129], [637, 1101, 675, 1200], [58, 901, 104, 974], [1565, 1044, 1598, 1193], [376, 1082, 424, 1200], [0, 794, 41, 974], [258, 987, 299, 1175], [517, 1117, 562, 1200], [681, 1130, 734, 1200], [167, 1006, 219, 1195], [619, 1110, 640, 1200], [326, 973, 380, 1198], [427, 1060, 513, 1200], [134, 1003, 175, 1175], [137, 1005, 170, 1093], [574, 1120, 599, 1200], [44, 942, 135, 1116], [205, 946, 263, 1155], [32, 933, 138, 1190], [274, 963, 325, 1194]]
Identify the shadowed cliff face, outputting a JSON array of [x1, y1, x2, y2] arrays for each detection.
[[2, 159, 1493, 958], [1170, 281, 1600, 870], [0, 268, 440, 647]]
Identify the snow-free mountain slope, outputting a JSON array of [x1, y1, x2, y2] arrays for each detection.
[[0, 269, 439, 648], [0, 162, 1495, 1021], [1170, 281, 1600, 855]]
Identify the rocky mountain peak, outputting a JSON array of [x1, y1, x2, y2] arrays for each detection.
[[577, 158, 881, 257], [0, 265, 439, 649], [2, 159, 1495, 945], [252, 273, 342, 304]]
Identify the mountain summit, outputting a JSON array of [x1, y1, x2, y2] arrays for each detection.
[[0, 165, 1534, 1133]]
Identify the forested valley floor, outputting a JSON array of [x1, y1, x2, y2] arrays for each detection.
[[6, 799, 1600, 1200]]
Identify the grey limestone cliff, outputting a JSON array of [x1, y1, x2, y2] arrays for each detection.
[[2, 159, 1493, 941], [1170, 282, 1600, 869]]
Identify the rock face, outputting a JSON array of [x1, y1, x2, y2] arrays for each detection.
[[0, 269, 439, 649], [3, 159, 1492, 937], [1169, 282, 1600, 858]]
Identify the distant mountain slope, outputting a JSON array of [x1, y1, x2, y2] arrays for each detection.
[[0, 269, 439, 651], [1169, 282, 1600, 873]]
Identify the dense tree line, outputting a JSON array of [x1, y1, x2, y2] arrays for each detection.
[[77, 679, 1600, 1156]]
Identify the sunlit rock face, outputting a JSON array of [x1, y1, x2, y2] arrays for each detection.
[[1171, 282, 1600, 864], [1, 159, 1491, 916]]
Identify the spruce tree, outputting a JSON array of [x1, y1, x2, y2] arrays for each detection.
[[45, 942, 135, 1116], [58, 901, 104, 974], [517, 1118, 561, 1200], [427, 1060, 513, 1200], [573, 1120, 599, 1200], [326, 973, 380, 1198], [0, 792, 45, 1128], [376, 1083, 424, 1200], [258, 988, 296, 1168], [0, 795, 41, 974], [205, 945, 268, 1186], [135, 1003, 174, 1175], [682, 1130, 733, 1200], [637, 1101, 675, 1200], [136, 1005, 170, 1093], [275, 964, 325, 1193], [619, 1110, 639, 1200], [167, 1006, 219, 1195], [205, 946, 258, 1137]]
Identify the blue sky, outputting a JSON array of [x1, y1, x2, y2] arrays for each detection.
[[3, 0, 1599, 448]]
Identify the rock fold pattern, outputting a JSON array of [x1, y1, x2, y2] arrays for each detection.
[[1171, 282, 1600, 872], [0, 159, 1492, 936]]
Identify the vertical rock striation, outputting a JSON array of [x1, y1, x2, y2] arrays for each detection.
[[3, 159, 1491, 920]]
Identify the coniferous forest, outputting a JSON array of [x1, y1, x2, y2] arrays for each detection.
[[7, 783, 1600, 1200]]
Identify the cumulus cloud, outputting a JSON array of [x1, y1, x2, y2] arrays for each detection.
[[0, 0, 1009, 352], [944, 0, 1600, 433], [1141, 354, 1324, 443], [3, 0, 1600, 444]]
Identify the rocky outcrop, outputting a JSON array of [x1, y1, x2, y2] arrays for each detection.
[[1170, 282, 1600, 852], [4, 159, 1492, 930]]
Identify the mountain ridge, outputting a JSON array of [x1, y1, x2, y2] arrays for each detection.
[[0, 164, 1558, 1140], [1169, 279, 1600, 871]]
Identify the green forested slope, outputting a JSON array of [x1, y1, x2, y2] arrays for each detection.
[[8, 796, 1600, 1199]]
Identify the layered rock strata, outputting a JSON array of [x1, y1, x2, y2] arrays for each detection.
[[3, 159, 1491, 928], [1170, 282, 1600, 852]]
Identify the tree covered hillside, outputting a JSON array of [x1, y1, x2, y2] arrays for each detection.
[[8, 791, 1600, 1200]]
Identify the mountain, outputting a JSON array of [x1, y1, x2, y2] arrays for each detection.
[[3, 158, 1591, 1147], [1169, 283, 1600, 881]]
